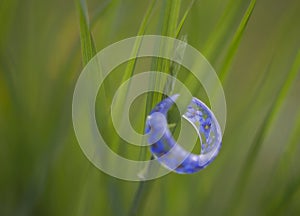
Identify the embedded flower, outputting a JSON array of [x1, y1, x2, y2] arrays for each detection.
[[200, 117, 212, 138], [185, 106, 203, 122]]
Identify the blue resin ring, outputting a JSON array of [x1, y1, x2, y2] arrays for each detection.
[[145, 94, 222, 174]]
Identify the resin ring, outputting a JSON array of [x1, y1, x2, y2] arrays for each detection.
[[145, 94, 222, 174]]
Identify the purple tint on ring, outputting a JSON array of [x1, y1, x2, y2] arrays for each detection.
[[145, 94, 222, 174]]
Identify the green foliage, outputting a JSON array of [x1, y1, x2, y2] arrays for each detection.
[[1, 0, 300, 216]]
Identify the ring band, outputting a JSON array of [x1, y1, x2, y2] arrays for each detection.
[[145, 94, 222, 174]]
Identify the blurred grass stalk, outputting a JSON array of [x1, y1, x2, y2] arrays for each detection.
[[128, 0, 186, 215], [110, 0, 157, 155], [183, 0, 256, 95], [226, 50, 300, 215], [264, 104, 300, 215], [76, 0, 96, 66], [76, 0, 119, 215], [218, 0, 256, 83]]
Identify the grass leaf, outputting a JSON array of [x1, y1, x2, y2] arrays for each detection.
[[226, 50, 300, 215], [219, 0, 256, 82], [175, 0, 195, 38], [110, 0, 157, 150], [76, 0, 96, 66]]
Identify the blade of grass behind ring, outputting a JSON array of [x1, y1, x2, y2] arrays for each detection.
[[109, 0, 157, 154], [202, 0, 244, 61], [76, 0, 121, 215], [135, 36, 189, 178], [76, 0, 110, 145], [163, 35, 187, 96], [164, 0, 194, 97], [99, 2, 158, 214], [142, 0, 192, 165], [175, 0, 195, 38], [105, 5, 159, 212], [182, 0, 256, 96], [219, 0, 256, 83], [76, 0, 109, 117], [225, 50, 300, 216], [128, 1, 185, 215], [143, 0, 182, 157], [151, 0, 181, 105], [141, 0, 184, 165]]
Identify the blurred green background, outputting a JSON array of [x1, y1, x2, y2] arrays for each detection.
[[1, 0, 300, 215]]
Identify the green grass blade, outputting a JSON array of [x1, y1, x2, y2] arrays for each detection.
[[76, 0, 96, 66], [145, 0, 183, 128], [110, 0, 157, 151], [164, 35, 187, 95], [175, 0, 195, 38], [202, 0, 243, 60], [219, 0, 256, 82], [151, 0, 181, 103], [182, 0, 256, 97], [75, 1, 117, 215], [226, 50, 300, 216], [122, 0, 157, 81], [128, 1, 184, 215], [76, 0, 110, 115], [162, 0, 181, 73], [127, 177, 156, 216], [165, 0, 181, 37]]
